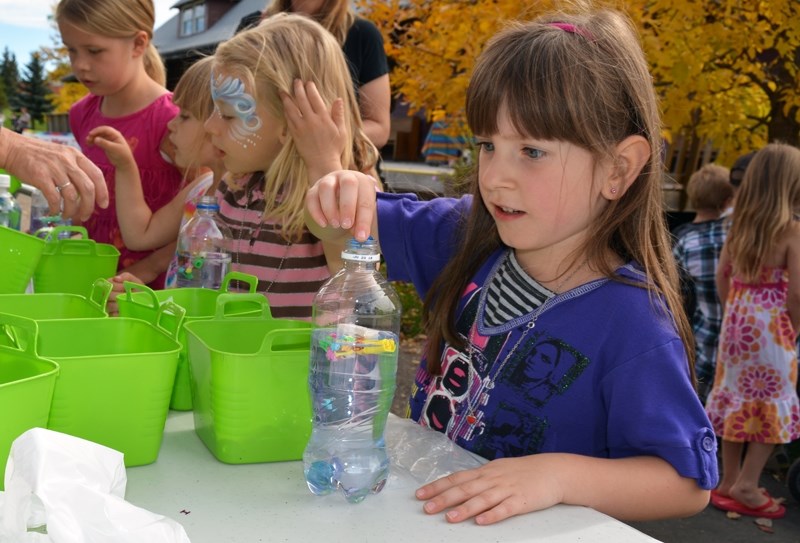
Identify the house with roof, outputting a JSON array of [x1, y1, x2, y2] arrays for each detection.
[[153, 0, 265, 88], [152, 0, 431, 167]]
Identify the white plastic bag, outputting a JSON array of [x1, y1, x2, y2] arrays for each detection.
[[0, 428, 190, 543]]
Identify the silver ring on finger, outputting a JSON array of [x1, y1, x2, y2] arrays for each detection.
[[55, 181, 72, 193]]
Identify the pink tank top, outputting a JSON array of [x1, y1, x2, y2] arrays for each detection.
[[69, 93, 183, 287]]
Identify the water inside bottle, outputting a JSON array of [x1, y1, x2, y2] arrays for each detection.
[[303, 326, 399, 503]]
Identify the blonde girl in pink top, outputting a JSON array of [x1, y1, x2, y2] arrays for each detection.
[[56, 0, 183, 289]]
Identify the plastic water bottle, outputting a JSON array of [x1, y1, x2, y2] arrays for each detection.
[[176, 195, 232, 289], [0, 174, 21, 230], [303, 237, 402, 504]]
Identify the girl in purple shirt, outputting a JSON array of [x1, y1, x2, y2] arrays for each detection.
[[304, 9, 717, 526]]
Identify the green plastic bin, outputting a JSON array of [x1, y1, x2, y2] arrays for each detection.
[[184, 294, 312, 464], [0, 279, 112, 349], [115, 271, 260, 411], [0, 226, 46, 294], [0, 313, 59, 490], [33, 225, 120, 298], [0, 278, 111, 320], [35, 302, 184, 466]]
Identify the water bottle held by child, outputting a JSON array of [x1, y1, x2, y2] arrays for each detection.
[[176, 195, 232, 289], [303, 236, 402, 504]]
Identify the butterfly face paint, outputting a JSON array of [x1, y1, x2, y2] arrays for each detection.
[[210, 72, 263, 149]]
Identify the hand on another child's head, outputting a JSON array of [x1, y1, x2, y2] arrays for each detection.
[[281, 80, 346, 175]]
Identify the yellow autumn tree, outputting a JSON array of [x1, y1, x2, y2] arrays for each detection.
[[46, 62, 88, 114], [360, 0, 800, 166], [362, 0, 556, 123], [642, 0, 800, 164]]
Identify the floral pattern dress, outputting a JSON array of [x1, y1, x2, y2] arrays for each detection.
[[706, 267, 800, 444]]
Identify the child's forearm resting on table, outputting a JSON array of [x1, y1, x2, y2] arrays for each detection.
[[416, 453, 709, 525]]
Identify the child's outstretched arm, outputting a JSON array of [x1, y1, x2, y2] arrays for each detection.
[[416, 452, 709, 524], [305, 170, 379, 244], [88, 126, 194, 251]]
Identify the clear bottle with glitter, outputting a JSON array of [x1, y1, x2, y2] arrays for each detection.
[[176, 195, 232, 289], [303, 236, 402, 504]]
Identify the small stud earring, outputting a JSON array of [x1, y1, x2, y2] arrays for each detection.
[[610, 187, 617, 194]]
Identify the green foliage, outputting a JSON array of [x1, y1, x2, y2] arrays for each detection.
[[439, 143, 476, 197], [0, 48, 19, 111], [642, 0, 800, 162], [16, 53, 54, 124], [392, 281, 424, 338], [382, 259, 424, 338]]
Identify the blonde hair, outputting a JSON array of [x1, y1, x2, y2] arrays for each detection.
[[172, 56, 215, 178], [173, 56, 214, 121], [686, 164, 733, 213], [214, 13, 378, 240], [262, 0, 354, 45], [424, 9, 695, 378], [56, 0, 165, 86], [727, 143, 800, 281]]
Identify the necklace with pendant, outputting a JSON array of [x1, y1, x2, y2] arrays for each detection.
[[234, 182, 291, 295], [462, 257, 587, 426]]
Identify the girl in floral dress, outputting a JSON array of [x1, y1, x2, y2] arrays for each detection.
[[706, 143, 800, 519]]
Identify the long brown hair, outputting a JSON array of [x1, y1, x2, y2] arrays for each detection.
[[423, 9, 694, 381], [727, 143, 800, 282]]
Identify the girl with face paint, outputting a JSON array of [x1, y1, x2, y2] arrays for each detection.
[[203, 13, 379, 320]]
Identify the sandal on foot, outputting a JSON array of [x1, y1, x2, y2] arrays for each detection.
[[710, 489, 733, 508], [715, 496, 786, 519]]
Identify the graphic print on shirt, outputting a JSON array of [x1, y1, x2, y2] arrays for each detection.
[[419, 283, 590, 459]]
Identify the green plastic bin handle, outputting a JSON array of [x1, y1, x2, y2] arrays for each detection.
[[258, 327, 312, 355], [154, 300, 186, 341], [214, 293, 272, 320], [88, 278, 113, 313], [220, 271, 259, 293], [46, 238, 98, 256], [32, 227, 52, 239], [121, 281, 160, 312], [0, 312, 40, 357], [44, 225, 89, 242]]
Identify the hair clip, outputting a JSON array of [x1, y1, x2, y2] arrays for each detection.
[[547, 22, 594, 41]]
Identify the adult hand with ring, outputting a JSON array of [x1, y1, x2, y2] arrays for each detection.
[[0, 127, 108, 221]]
